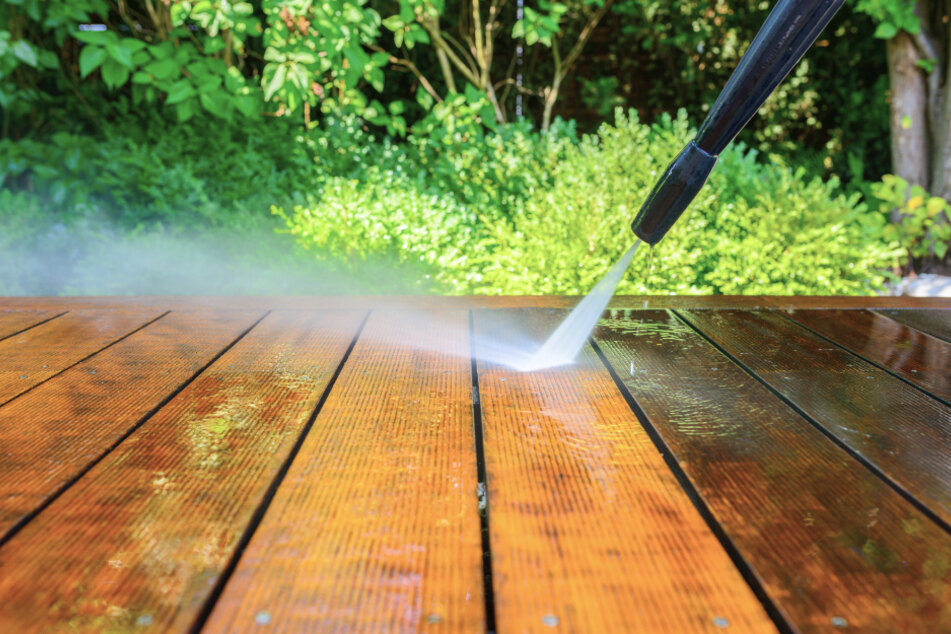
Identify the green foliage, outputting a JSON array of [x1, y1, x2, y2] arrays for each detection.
[[281, 110, 899, 295], [874, 175, 951, 260], [854, 0, 920, 39]]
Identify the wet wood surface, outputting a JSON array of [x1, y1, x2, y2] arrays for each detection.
[[0, 299, 949, 633], [786, 309, 951, 404], [678, 309, 951, 529], [878, 308, 951, 343]]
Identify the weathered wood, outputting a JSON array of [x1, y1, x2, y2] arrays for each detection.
[[787, 309, 951, 403], [0, 309, 164, 405], [473, 309, 775, 633], [0, 310, 362, 633], [595, 309, 951, 632], [1, 295, 949, 312], [0, 309, 264, 540], [878, 308, 951, 343], [0, 310, 64, 341], [204, 310, 485, 633], [678, 309, 951, 528]]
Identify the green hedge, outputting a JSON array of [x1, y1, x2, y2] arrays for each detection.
[[280, 110, 901, 295]]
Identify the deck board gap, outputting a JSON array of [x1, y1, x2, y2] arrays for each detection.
[[0, 311, 170, 410], [0, 310, 69, 344], [671, 308, 951, 537], [468, 310, 498, 634], [0, 310, 269, 548], [588, 334, 795, 634], [188, 310, 369, 634], [778, 311, 951, 408]]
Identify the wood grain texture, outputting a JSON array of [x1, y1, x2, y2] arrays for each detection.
[[2, 295, 950, 312], [787, 309, 951, 403], [594, 309, 951, 632], [204, 310, 485, 633], [878, 308, 951, 343], [678, 309, 951, 528], [473, 309, 775, 633], [0, 310, 63, 341], [0, 310, 363, 633], [0, 309, 263, 540], [0, 308, 164, 405]]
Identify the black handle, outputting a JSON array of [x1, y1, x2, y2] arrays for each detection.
[[631, 0, 846, 245]]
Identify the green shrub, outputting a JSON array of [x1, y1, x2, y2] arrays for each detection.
[[282, 110, 901, 295]]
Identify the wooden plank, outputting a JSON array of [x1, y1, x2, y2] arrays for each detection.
[[0, 310, 64, 341], [2, 295, 950, 312], [204, 310, 485, 633], [878, 308, 951, 343], [0, 308, 165, 405], [0, 309, 264, 540], [678, 309, 951, 528], [472, 309, 775, 633], [594, 309, 951, 632], [0, 310, 363, 633], [787, 309, 951, 404]]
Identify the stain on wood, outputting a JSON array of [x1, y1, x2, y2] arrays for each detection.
[[474, 308, 775, 633], [204, 310, 485, 633], [0, 310, 361, 633], [595, 309, 951, 633]]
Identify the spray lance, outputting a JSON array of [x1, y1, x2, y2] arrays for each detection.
[[630, 0, 847, 245]]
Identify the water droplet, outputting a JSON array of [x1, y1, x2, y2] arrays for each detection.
[[831, 616, 848, 628], [542, 614, 559, 627], [255, 611, 272, 625], [18, 375, 27, 379], [426, 614, 442, 624], [713, 616, 729, 628], [135, 615, 153, 627]]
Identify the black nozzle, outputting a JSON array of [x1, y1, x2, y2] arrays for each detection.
[[631, 141, 717, 245], [629, 0, 846, 245]]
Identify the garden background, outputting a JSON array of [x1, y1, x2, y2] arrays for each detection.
[[1, 0, 948, 296]]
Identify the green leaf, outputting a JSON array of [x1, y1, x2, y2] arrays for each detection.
[[100, 57, 130, 88], [165, 79, 194, 104], [79, 45, 107, 77], [916, 58, 937, 74], [11, 40, 38, 67], [873, 22, 898, 39], [105, 41, 133, 68], [264, 64, 287, 101], [144, 57, 180, 80], [382, 15, 404, 31]]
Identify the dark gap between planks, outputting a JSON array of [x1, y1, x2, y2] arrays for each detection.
[[587, 334, 795, 634], [778, 311, 951, 408], [188, 310, 369, 634], [671, 308, 951, 538], [468, 310, 499, 634], [0, 311, 69, 344], [0, 310, 266, 548], [0, 311, 170, 410]]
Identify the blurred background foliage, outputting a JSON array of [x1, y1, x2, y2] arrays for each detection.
[[0, 0, 945, 295]]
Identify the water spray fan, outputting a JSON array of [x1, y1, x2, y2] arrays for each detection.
[[630, 0, 847, 245]]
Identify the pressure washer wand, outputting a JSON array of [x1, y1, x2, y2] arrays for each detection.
[[630, 0, 847, 245]]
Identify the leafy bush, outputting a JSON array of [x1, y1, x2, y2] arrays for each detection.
[[282, 110, 901, 295], [874, 174, 951, 261]]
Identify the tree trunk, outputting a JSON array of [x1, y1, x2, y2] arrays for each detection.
[[886, 31, 930, 213]]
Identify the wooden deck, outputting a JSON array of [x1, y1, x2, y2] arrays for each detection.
[[0, 296, 949, 633]]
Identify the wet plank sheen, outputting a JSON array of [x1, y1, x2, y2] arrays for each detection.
[[787, 309, 951, 403], [0, 310, 63, 341], [678, 309, 951, 527], [0, 309, 263, 540], [205, 310, 485, 633], [878, 308, 951, 343], [473, 309, 775, 633], [0, 309, 164, 404], [0, 310, 363, 633], [595, 309, 951, 633]]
